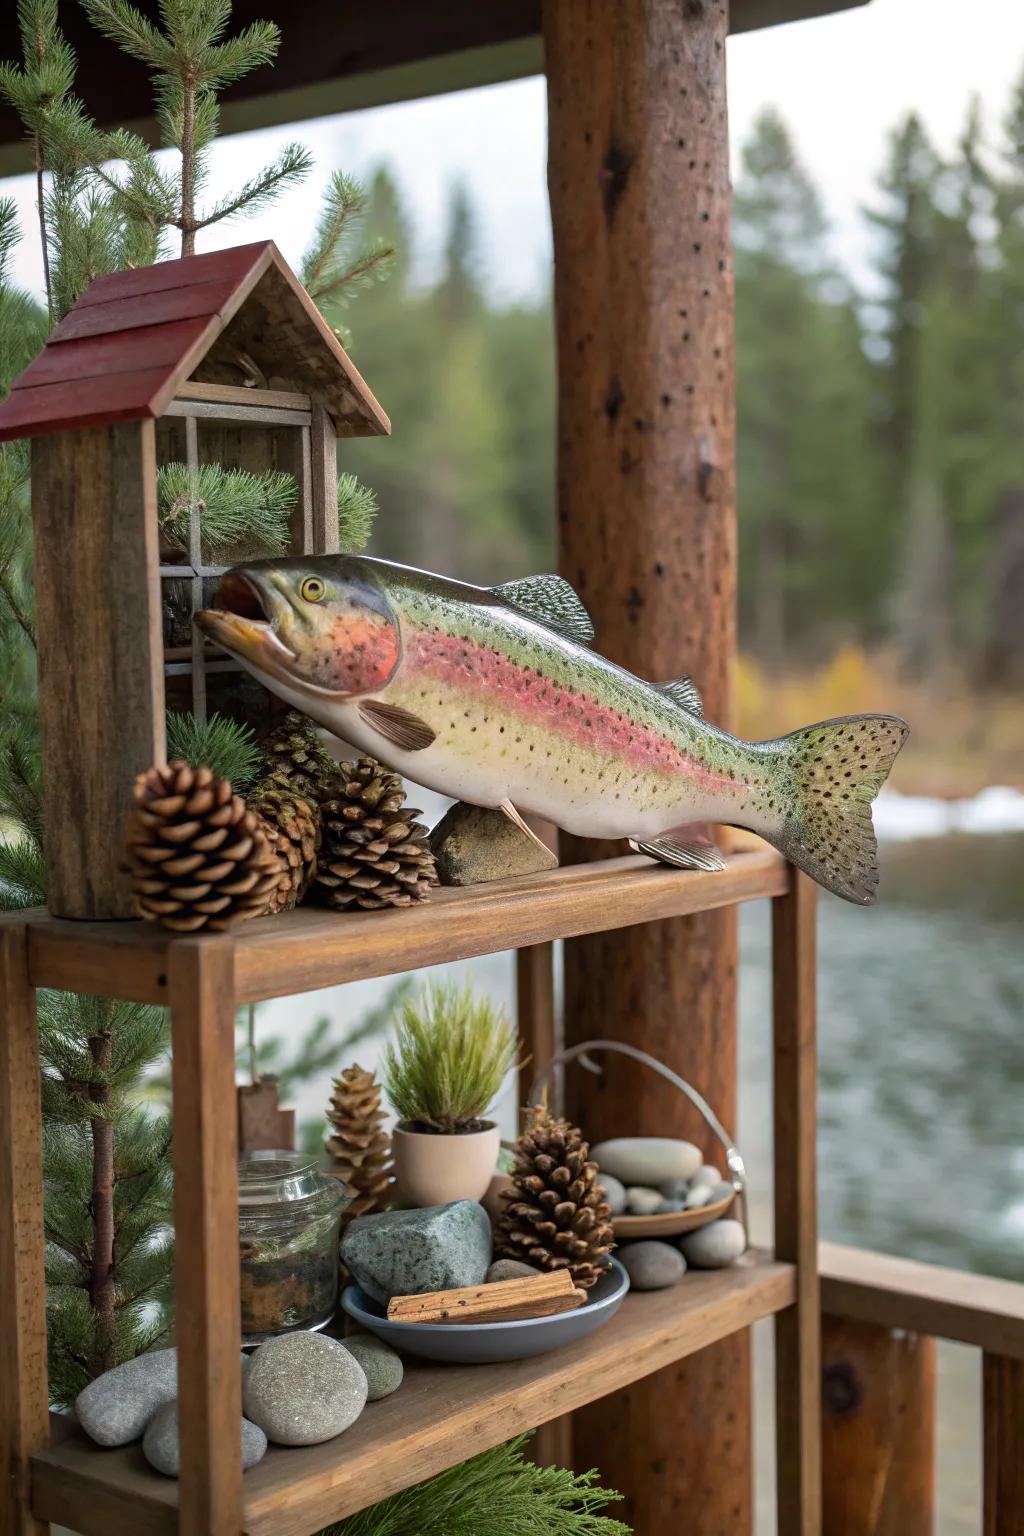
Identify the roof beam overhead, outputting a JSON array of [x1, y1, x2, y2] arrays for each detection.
[[0, 0, 868, 176]]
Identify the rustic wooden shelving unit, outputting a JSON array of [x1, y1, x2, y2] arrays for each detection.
[[0, 846, 820, 1536]]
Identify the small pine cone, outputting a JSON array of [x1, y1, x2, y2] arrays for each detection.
[[494, 1104, 615, 1289], [124, 761, 282, 932], [259, 711, 338, 805], [313, 757, 438, 912], [247, 778, 319, 914], [326, 1064, 394, 1228]]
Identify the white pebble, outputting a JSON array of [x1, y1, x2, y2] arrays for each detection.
[[680, 1219, 746, 1269], [684, 1184, 713, 1209], [625, 1186, 664, 1216], [598, 1173, 627, 1216], [593, 1138, 702, 1186], [692, 1164, 723, 1188]]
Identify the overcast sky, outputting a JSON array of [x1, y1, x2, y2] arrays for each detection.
[[1, 0, 1022, 303]]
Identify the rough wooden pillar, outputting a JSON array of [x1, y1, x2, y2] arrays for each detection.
[[0, 922, 49, 1536], [983, 1352, 1024, 1536], [821, 1316, 936, 1534], [544, 2, 746, 1530], [170, 939, 243, 1535], [32, 421, 165, 919]]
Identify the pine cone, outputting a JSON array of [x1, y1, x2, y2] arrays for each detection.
[[326, 1064, 394, 1228], [124, 761, 282, 932], [314, 757, 438, 911], [495, 1105, 615, 1289], [247, 778, 319, 914], [259, 711, 337, 803]]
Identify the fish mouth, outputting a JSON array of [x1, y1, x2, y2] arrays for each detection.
[[195, 570, 298, 675]]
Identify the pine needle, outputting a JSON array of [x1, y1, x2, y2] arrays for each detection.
[[338, 472, 378, 553], [166, 709, 261, 791], [381, 982, 518, 1132], [321, 1434, 631, 1536], [157, 461, 297, 561]]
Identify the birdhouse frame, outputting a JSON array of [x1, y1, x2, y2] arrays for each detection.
[[0, 241, 389, 920]]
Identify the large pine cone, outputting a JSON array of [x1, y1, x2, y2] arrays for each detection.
[[314, 757, 438, 911], [124, 762, 282, 932], [326, 1064, 394, 1229], [247, 778, 319, 914], [495, 1104, 615, 1289]]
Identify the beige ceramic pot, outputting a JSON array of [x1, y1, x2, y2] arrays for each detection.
[[393, 1122, 501, 1207]]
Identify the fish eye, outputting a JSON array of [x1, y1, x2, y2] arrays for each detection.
[[300, 577, 326, 603]]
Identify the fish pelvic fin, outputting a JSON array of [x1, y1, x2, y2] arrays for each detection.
[[766, 713, 909, 905]]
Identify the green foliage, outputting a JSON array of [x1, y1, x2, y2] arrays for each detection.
[[338, 472, 378, 554], [79, 0, 311, 256], [382, 981, 518, 1133], [302, 170, 394, 346], [165, 709, 261, 790], [39, 992, 173, 1406], [320, 1434, 631, 1536], [158, 461, 297, 560]]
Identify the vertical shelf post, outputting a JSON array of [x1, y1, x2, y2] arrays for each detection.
[[169, 938, 243, 1536], [0, 921, 49, 1536], [772, 867, 821, 1535], [983, 1351, 1024, 1536]]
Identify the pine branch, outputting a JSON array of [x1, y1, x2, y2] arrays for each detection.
[[157, 461, 297, 559], [198, 142, 313, 231], [165, 709, 261, 790], [338, 473, 378, 553], [322, 1435, 631, 1536]]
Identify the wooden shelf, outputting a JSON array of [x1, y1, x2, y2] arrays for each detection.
[[26, 847, 788, 1005], [32, 1252, 794, 1536]]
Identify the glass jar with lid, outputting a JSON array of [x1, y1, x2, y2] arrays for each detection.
[[238, 1151, 348, 1345]]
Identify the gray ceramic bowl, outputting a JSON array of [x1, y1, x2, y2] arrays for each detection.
[[341, 1257, 630, 1364]]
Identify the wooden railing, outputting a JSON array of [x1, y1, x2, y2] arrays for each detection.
[[819, 1242, 1024, 1534]]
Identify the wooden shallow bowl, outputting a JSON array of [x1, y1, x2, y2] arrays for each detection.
[[612, 1188, 735, 1241]]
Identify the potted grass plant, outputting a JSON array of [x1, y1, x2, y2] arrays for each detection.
[[382, 982, 518, 1207]]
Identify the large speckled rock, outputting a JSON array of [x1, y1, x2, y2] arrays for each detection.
[[143, 1402, 267, 1477], [76, 1349, 251, 1449], [342, 1200, 492, 1305], [592, 1138, 702, 1187], [243, 1333, 367, 1447], [341, 1336, 403, 1401], [429, 802, 557, 886], [680, 1219, 747, 1269], [619, 1241, 687, 1291]]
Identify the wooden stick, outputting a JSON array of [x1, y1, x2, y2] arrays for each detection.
[[387, 1270, 584, 1325]]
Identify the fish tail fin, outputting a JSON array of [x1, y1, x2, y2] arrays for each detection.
[[763, 713, 909, 905]]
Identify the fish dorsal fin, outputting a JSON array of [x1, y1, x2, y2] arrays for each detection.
[[490, 574, 595, 647], [656, 676, 704, 717]]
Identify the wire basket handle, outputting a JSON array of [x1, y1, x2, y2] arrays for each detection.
[[528, 1039, 747, 1193]]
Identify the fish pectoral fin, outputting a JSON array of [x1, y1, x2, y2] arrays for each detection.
[[498, 799, 554, 856], [490, 574, 595, 647], [629, 832, 727, 872], [358, 700, 436, 752], [654, 676, 704, 718]]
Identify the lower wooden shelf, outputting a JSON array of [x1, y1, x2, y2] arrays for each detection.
[[32, 1252, 794, 1536]]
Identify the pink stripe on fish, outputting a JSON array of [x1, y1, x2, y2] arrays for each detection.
[[408, 625, 731, 789]]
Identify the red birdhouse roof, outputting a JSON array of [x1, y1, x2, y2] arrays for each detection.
[[0, 240, 390, 441]]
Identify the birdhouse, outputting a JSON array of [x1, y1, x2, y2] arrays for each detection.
[[0, 241, 389, 921]]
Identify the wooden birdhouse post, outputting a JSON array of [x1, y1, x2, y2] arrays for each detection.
[[0, 241, 389, 921]]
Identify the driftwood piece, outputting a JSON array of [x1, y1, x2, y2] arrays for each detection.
[[387, 1269, 584, 1325]]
